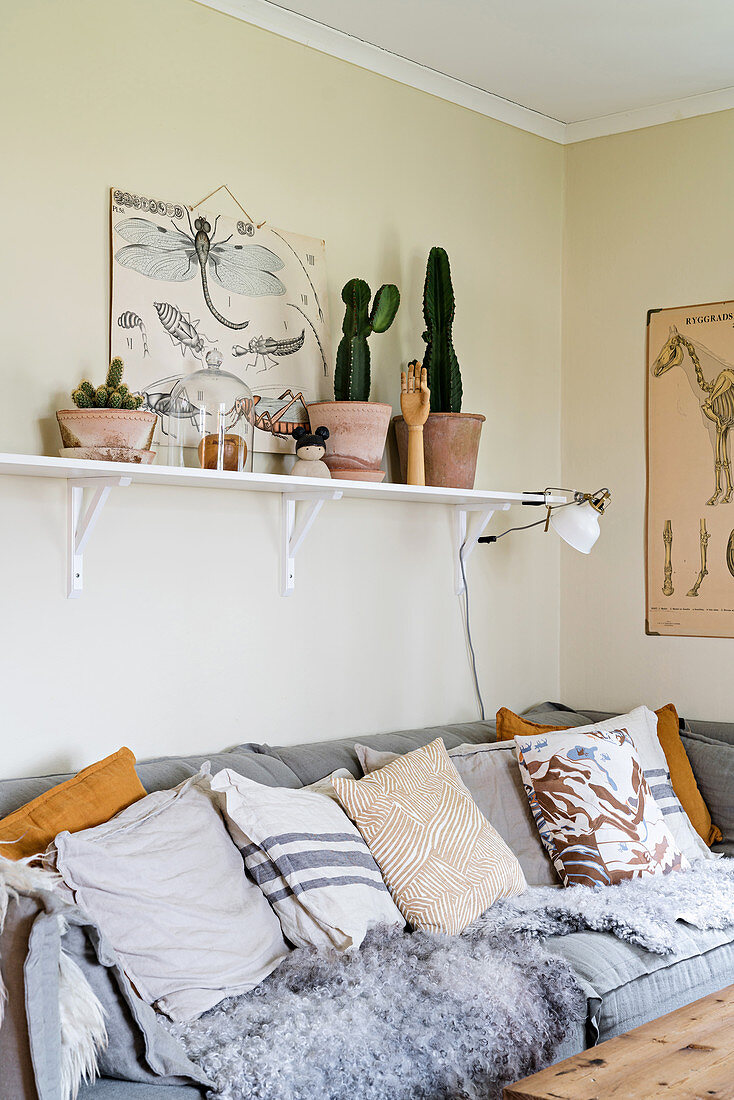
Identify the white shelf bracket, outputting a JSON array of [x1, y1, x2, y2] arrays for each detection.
[[281, 489, 343, 597], [67, 476, 132, 598], [454, 502, 510, 595]]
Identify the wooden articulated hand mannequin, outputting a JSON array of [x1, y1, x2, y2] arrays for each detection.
[[400, 360, 430, 486]]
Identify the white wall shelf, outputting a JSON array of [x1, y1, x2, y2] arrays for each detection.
[[0, 453, 564, 598]]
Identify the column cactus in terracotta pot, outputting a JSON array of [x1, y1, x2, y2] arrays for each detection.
[[308, 277, 400, 482], [393, 247, 484, 489], [56, 358, 157, 462]]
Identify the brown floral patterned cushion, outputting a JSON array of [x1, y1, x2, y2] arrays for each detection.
[[516, 726, 689, 887]]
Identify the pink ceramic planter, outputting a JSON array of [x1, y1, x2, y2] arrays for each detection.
[[56, 409, 157, 453], [307, 401, 392, 482], [393, 412, 485, 489]]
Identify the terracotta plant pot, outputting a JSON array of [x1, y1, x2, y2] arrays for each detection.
[[307, 401, 392, 482], [393, 412, 485, 489], [56, 409, 157, 456]]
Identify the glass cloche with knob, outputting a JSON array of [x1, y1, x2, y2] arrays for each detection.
[[167, 350, 255, 471]]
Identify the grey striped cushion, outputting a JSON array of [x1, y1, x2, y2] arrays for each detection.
[[243, 831, 391, 903], [210, 769, 404, 952]]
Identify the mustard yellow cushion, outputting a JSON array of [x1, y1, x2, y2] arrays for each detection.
[[496, 706, 721, 847], [333, 738, 526, 935], [0, 747, 146, 859]]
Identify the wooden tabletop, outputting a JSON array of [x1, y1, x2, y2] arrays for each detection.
[[504, 984, 734, 1100]]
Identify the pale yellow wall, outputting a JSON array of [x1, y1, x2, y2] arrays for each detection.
[[0, 0, 564, 777], [561, 110, 734, 720]]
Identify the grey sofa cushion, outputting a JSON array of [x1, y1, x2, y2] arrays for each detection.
[[0, 746, 300, 820], [681, 731, 734, 856], [545, 923, 734, 1044], [79, 1085, 204, 1099]]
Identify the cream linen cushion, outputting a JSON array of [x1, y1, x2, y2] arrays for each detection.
[[356, 741, 557, 887], [50, 768, 288, 1021], [333, 739, 526, 934], [210, 768, 405, 952], [516, 726, 689, 887]]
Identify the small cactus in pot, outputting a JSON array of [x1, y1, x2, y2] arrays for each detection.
[[309, 276, 400, 482], [71, 357, 145, 410], [57, 357, 157, 461]]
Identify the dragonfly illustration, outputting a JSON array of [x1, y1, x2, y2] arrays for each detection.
[[114, 212, 286, 330]]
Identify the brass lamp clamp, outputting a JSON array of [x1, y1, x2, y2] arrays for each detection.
[[521, 486, 612, 530], [479, 486, 612, 547]]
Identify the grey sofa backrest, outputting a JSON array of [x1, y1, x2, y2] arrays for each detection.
[[251, 719, 499, 786], [581, 708, 734, 747], [4, 701, 731, 821], [0, 745, 302, 820]]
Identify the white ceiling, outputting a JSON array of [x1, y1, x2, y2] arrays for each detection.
[[202, 0, 734, 142]]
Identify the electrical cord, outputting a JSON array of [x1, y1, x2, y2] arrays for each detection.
[[459, 549, 485, 721], [477, 499, 576, 545], [463, 499, 576, 719]]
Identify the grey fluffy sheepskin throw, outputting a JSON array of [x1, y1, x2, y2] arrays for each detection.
[[167, 925, 586, 1100], [473, 858, 734, 955], [168, 861, 734, 1100]]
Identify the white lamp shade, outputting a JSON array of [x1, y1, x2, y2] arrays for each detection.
[[550, 500, 601, 554]]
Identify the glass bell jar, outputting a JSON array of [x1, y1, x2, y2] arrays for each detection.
[[167, 350, 254, 472]]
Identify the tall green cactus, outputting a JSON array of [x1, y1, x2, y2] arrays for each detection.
[[334, 278, 400, 401], [71, 357, 144, 410], [422, 246, 463, 413]]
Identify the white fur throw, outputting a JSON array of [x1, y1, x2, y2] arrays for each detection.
[[0, 854, 107, 1100], [168, 924, 586, 1100], [472, 858, 734, 954]]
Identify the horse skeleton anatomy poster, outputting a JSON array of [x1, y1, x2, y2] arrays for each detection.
[[110, 187, 331, 452], [647, 300, 734, 637]]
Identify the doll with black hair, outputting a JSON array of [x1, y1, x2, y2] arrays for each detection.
[[290, 425, 331, 479]]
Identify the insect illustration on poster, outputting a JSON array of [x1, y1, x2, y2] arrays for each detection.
[[110, 188, 332, 452]]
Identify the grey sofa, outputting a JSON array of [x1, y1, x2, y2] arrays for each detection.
[[1, 702, 731, 1099]]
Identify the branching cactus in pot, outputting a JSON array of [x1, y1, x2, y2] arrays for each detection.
[[393, 247, 485, 489], [309, 277, 400, 482]]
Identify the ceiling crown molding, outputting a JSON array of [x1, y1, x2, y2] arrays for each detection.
[[565, 86, 734, 144], [196, 0, 734, 146], [196, 0, 566, 143]]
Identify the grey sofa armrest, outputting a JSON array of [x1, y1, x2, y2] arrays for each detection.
[[0, 889, 210, 1100], [681, 731, 734, 855], [0, 894, 40, 1100]]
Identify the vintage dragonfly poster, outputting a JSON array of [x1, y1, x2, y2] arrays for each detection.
[[647, 300, 734, 637], [110, 186, 331, 453]]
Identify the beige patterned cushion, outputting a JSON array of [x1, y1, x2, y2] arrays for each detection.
[[355, 741, 558, 887], [516, 727, 689, 887], [332, 739, 526, 934]]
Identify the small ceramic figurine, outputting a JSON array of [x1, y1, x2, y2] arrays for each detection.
[[290, 425, 331, 478]]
